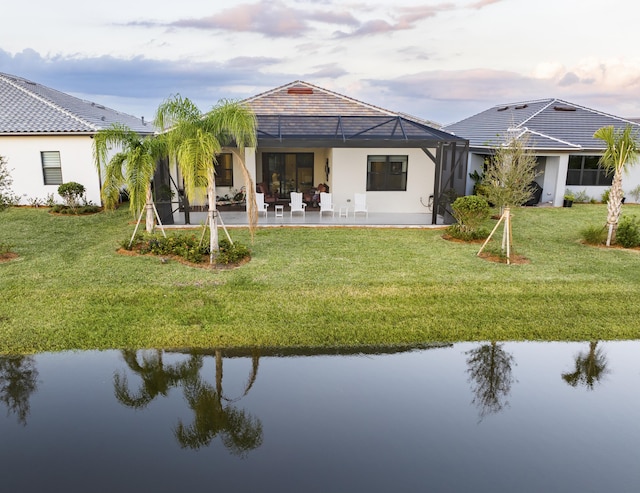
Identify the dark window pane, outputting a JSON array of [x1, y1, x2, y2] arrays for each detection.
[[215, 154, 233, 187]]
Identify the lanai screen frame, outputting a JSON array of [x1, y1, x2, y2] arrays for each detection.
[[256, 115, 469, 224]]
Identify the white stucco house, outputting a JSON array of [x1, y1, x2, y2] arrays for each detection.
[[444, 99, 640, 206], [0, 72, 153, 205], [159, 81, 469, 225]]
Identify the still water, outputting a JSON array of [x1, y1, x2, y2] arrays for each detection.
[[1, 341, 639, 493]]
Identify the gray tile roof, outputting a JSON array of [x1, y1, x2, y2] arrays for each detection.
[[444, 98, 640, 151], [0, 72, 153, 134]]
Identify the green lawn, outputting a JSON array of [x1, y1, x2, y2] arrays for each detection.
[[1, 204, 640, 353]]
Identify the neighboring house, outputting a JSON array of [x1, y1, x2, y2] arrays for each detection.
[[163, 81, 468, 224], [444, 99, 640, 206], [0, 72, 152, 205]]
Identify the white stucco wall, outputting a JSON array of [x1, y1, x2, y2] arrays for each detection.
[[331, 147, 435, 213], [2, 135, 101, 205]]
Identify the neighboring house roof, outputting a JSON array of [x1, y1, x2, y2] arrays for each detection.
[[0, 72, 152, 135], [243, 81, 463, 147], [444, 98, 640, 152]]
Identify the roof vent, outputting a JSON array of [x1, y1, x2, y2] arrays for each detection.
[[554, 105, 576, 112], [515, 104, 528, 110], [288, 87, 313, 95], [497, 106, 509, 112]]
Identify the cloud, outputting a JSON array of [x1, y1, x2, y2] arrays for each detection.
[[0, 48, 291, 118], [304, 63, 348, 79], [132, 0, 359, 38], [468, 0, 504, 9]]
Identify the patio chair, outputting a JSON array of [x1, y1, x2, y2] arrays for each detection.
[[255, 192, 269, 217], [319, 192, 335, 217], [289, 192, 307, 216], [354, 193, 368, 217]]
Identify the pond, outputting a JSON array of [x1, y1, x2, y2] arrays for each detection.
[[1, 341, 639, 493]]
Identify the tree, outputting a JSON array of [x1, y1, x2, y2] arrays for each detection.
[[593, 125, 640, 246], [93, 123, 167, 234], [154, 96, 258, 263], [478, 134, 538, 264], [482, 134, 538, 213]]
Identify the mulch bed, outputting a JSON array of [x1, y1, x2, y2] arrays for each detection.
[[116, 248, 250, 270], [442, 234, 529, 264], [0, 252, 19, 263]]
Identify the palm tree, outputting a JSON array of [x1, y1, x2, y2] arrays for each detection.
[[593, 125, 640, 246], [93, 123, 167, 235], [154, 96, 258, 263]]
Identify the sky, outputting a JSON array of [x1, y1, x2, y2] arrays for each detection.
[[2, 0, 640, 126]]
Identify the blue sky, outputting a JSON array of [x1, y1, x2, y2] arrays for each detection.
[[2, 0, 639, 125]]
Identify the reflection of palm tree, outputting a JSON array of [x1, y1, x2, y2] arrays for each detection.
[[562, 341, 609, 390], [466, 342, 515, 420], [174, 350, 263, 456], [114, 350, 202, 409], [0, 355, 39, 426]]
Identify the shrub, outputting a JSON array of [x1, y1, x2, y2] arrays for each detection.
[[580, 224, 607, 245], [217, 238, 251, 265], [616, 216, 640, 248], [58, 182, 86, 209], [446, 224, 490, 241], [574, 190, 590, 203], [601, 189, 610, 204], [51, 204, 101, 215], [451, 195, 491, 233], [0, 155, 15, 211], [629, 185, 640, 203]]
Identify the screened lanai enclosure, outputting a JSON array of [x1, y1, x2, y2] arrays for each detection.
[[153, 114, 468, 226]]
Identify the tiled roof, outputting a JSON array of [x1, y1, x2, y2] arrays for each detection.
[[244, 81, 462, 146], [444, 98, 640, 151], [243, 81, 398, 117], [0, 72, 153, 134]]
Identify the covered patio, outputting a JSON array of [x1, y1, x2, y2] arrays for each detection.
[[167, 209, 443, 229]]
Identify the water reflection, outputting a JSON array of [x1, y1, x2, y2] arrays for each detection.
[[466, 342, 515, 419], [562, 341, 609, 390], [114, 349, 263, 456], [0, 355, 39, 426]]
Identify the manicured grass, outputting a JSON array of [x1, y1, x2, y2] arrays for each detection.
[[1, 204, 640, 353]]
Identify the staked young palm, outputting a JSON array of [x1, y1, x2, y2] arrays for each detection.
[[593, 125, 640, 246], [93, 123, 167, 234], [154, 96, 258, 263]]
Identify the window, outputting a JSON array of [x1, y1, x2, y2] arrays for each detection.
[[41, 151, 62, 185], [566, 155, 612, 186], [215, 154, 233, 187], [367, 155, 408, 191]]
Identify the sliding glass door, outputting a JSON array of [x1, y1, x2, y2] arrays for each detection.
[[262, 153, 314, 199]]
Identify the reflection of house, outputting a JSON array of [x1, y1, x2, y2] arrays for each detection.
[[0, 73, 152, 204], [444, 99, 640, 206], [165, 81, 468, 224]]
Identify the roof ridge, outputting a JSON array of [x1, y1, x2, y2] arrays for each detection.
[[0, 73, 99, 131], [518, 99, 556, 127]]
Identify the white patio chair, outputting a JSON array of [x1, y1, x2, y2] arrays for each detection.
[[319, 192, 335, 217], [255, 192, 269, 217], [354, 193, 368, 217], [289, 192, 307, 216]]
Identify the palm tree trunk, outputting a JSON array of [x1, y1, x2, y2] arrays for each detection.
[[207, 170, 219, 263], [145, 185, 155, 233], [606, 169, 624, 246]]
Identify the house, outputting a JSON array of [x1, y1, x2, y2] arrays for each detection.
[[0, 72, 153, 205], [444, 99, 640, 206], [162, 81, 468, 225]]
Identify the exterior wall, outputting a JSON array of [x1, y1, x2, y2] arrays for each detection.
[[2, 135, 101, 205], [331, 147, 435, 213]]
